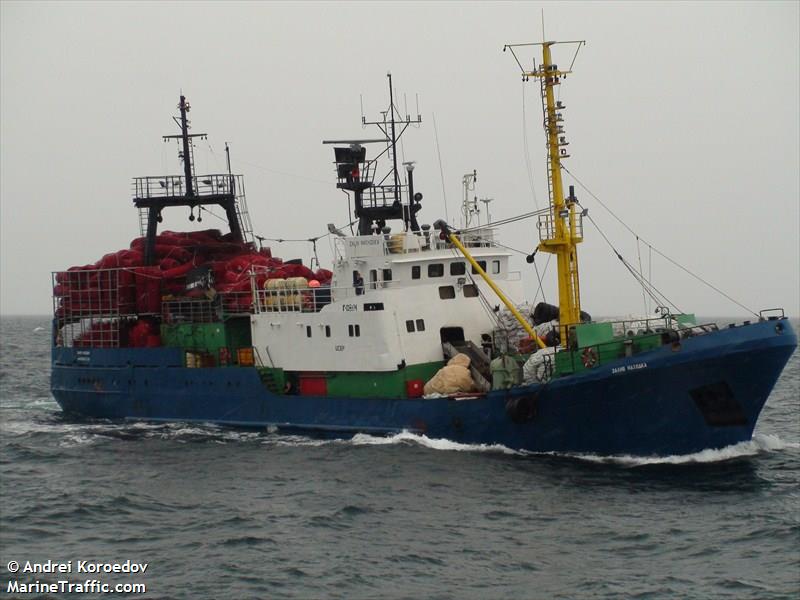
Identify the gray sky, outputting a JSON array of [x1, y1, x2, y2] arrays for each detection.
[[1, 1, 798, 317]]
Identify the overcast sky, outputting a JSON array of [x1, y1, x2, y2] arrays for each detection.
[[1, 1, 798, 318]]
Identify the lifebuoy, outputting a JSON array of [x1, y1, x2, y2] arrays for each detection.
[[581, 346, 598, 368]]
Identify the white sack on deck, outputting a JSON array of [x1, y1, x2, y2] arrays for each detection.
[[494, 302, 536, 350], [534, 319, 558, 340], [523, 347, 557, 384]]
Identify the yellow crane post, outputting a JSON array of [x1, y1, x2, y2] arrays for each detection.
[[504, 39, 587, 347]]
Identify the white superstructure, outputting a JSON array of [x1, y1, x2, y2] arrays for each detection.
[[250, 229, 522, 371]]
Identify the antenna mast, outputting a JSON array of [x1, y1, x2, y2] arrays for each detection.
[[505, 39, 586, 346], [330, 74, 422, 234], [163, 95, 207, 197], [461, 170, 478, 228], [133, 96, 252, 265], [388, 73, 401, 209]]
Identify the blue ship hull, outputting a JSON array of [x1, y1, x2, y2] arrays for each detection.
[[51, 319, 796, 456]]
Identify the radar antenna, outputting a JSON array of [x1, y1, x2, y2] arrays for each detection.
[[324, 74, 424, 235]]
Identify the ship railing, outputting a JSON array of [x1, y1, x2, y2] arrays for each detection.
[[253, 274, 491, 314], [52, 268, 136, 348], [165, 291, 270, 319], [254, 286, 336, 314], [171, 289, 336, 317], [419, 228, 497, 251], [454, 227, 497, 248], [758, 308, 785, 321], [53, 315, 125, 349], [162, 296, 222, 323], [335, 160, 378, 189], [609, 315, 677, 338], [537, 210, 584, 243], [131, 174, 244, 200], [362, 183, 409, 209], [555, 320, 720, 376], [334, 228, 499, 260]]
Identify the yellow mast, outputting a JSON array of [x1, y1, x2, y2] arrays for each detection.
[[517, 40, 586, 347]]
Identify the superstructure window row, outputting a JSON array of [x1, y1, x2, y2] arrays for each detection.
[[411, 260, 500, 280]]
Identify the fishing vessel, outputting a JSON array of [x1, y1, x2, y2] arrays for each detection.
[[51, 40, 796, 456]]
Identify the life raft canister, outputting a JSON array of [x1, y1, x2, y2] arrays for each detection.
[[581, 346, 599, 368]]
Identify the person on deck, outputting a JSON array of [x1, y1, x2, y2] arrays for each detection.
[[353, 271, 364, 296]]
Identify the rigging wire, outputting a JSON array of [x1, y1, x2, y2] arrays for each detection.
[[206, 143, 227, 172], [648, 244, 653, 308], [342, 190, 356, 235], [446, 248, 503, 328], [562, 165, 759, 318], [236, 159, 332, 186], [198, 205, 227, 224], [585, 212, 681, 314], [459, 207, 549, 233], [532, 255, 549, 305], [397, 89, 406, 165], [257, 219, 359, 245], [636, 236, 648, 315], [521, 82, 540, 210], [489, 239, 550, 305], [310, 238, 320, 270], [432, 113, 449, 222]]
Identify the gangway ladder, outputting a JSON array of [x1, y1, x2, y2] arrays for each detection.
[[232, 175, 254, 243], [138, 207, 149, 237], [224, 141, 254, 244], [539, 72, 569, 208]]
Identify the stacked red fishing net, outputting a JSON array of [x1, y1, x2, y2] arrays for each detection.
[[54, 229, 333, 347]]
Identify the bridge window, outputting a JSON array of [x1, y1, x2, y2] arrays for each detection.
[[406, 320, 415, 333], [492, 260, 501, 274], [416, 319, 425, 332], [471, 260, 487, 274], [450, 262, 466, 276], [383, 269, 392, 283], [439, 286, 456, 300], [412, 265, 421, 280], [428, 263, 444, 278], [464, 284, 479, 297]]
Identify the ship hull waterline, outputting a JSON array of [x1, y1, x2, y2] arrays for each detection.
[[51, 319, 797, 456]]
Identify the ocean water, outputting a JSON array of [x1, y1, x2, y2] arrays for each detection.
[[1, 315, 798, 600]]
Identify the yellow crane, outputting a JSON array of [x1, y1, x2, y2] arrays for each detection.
[[441, 40, 587, 350]]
